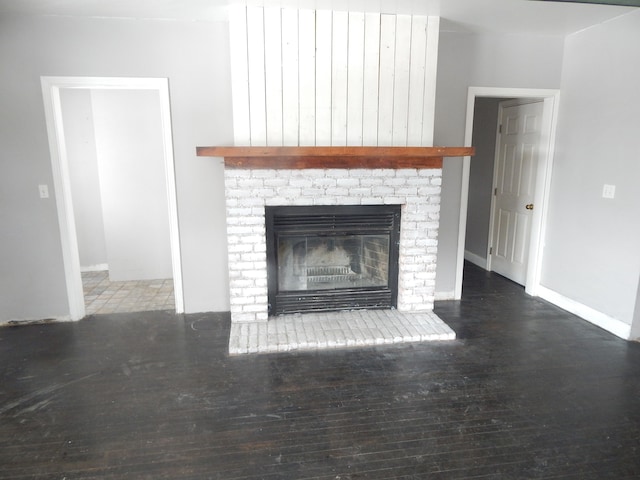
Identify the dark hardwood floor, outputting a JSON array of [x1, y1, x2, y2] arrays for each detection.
[[1, 263, 639, 479]]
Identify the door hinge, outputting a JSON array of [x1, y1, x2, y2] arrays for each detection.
[[490, 247, 493, 255], [499, 124, 502, 134], [494, 188, 497, 196]]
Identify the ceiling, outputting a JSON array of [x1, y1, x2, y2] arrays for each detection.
[[0, 0, 637, 35]]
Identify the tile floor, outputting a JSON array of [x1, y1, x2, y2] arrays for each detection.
[[228, 309, 456, 355], [82, 270, 174, 315]]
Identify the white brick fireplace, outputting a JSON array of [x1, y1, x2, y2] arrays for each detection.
[[197, 147, 473, 353], [225, 167, 442, 323]]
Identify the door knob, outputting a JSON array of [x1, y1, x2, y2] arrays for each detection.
[[525, 204, 534, 210]]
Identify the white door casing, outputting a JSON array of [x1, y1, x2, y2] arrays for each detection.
[[488, 100, 544, 285]]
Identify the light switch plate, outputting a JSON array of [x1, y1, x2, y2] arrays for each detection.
[[38, 184, 49, 199], [602, 184, 616, 199]]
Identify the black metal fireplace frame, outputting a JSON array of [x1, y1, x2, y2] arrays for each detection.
[[265, 204, 401, 315]]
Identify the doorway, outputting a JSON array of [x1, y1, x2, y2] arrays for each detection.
[[41, 77, 184, 320], [456, 87, 560, 298]]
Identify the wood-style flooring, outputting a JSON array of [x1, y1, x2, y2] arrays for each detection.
[[1, 263, 639, 479]]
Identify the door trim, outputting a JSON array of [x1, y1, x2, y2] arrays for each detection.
[[41, 76, 184, 319], [456, 87, 560, 298]]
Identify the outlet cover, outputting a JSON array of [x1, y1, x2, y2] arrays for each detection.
[[602, 184, 616, 199]]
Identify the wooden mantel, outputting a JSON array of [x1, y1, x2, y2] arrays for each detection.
[[196, 146, 474, 169]]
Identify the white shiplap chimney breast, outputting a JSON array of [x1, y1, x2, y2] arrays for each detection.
[[229, 6, 440, 147]]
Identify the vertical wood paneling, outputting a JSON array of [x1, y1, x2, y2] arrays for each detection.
[[229, 6, 251, 145], [331, 11, 349, 146], [422, 16, 440, 146], [315, 10, 332, 145], [281, 8, 299, 146], [392, 15, 412, 146], [362, 12, 381, 146], [264, 7, 283, 146], [378, 14, 396, 145], [298, 9, 316, 145], [347, 12, 365, 146], [246, 8, 267, 146], [407, 16, 428, 146], [230, 7, 439, 148]]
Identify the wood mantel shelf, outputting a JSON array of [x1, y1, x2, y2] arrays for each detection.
[[196, 146, 474, 169]]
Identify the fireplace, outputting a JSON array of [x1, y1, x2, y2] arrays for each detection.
[[265, 205, 401, 315], [195, 146, 475, 325]]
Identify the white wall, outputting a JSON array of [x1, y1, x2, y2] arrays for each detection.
[[0, 14, 233, 321], [541, 10, 640, 327], [434, 31, 564, 296], [60, 89, 108, 270], [92, 89, 172, 281]]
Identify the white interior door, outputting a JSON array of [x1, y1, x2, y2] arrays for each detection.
[[490, 100, 544, 285]]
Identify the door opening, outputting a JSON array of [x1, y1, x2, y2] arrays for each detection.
[[41, 77, 184, 319], [457, 87, 560, 297]]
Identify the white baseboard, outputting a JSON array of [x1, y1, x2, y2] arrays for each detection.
[[80, 263, 108, 273], [435, 290, 455, 301], [537, 285, 631, 340], [464, 250, 488, 270]]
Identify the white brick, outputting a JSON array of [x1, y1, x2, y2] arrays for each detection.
[[326, 187, 350, 196], [244, 270, 267, 279], [230, 296, 255, 305], [264, 178, 288, 187], [236, 197, 265, 207], [290, 178, 313, 188], [407, 177, 432, 186], [228, 261, 255, 271], [265, 197, 288, 206], [291, 197, 314, 206], [396, 186, 418, 196], [360, 197, 384, 204], [239, 235, 264, 245], [241, 253, 266, 262], [336, 178, 360, 188], [337, 197, 361, 205], [383, 177, 407, 187], [348, 187, 372, 197], [360, 177, 384, 187], [237, 178, 265, 188], [305, 188, 326, 197], [371, 186, 395, 196]]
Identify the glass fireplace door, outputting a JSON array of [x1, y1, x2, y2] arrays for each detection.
[[266, 205, 400, 315]]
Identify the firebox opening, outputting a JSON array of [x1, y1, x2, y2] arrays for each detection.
[[266, 205, 401, 315]]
